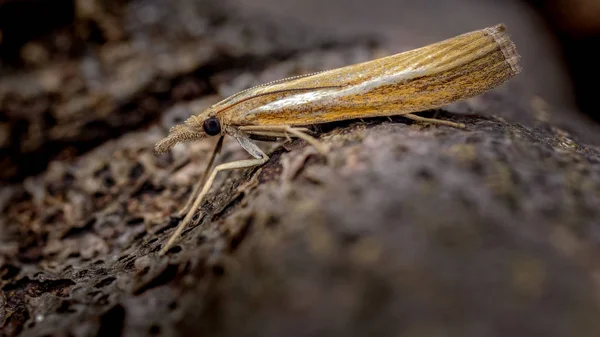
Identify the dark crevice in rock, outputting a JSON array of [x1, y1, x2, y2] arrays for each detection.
[[133, 264, 179, 295], [96, 304, 126, 337], [94, 276, 117, 288], [3, 277, 76, 297]]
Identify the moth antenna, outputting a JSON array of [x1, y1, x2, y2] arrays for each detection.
[[155, 124, 205, 154]]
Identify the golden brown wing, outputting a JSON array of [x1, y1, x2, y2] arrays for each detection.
[[217, 24, 520, 126]]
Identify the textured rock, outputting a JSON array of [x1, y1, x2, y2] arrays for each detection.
[[3, 105, 600, 336]]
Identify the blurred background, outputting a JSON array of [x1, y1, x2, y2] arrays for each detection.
[[1, 0, 599, 183]]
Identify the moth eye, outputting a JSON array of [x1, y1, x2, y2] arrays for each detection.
[[202, 117, 221, 136]]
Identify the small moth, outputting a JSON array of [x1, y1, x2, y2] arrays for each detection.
[[155, 24, 521, 254]]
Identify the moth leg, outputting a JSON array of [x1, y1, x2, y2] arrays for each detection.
[[287, 127, 329, 154], [239, 125, 328, 154], [176, 136, 224, 217], [403, 113, 466, 129], [159, 137, 268, 255]]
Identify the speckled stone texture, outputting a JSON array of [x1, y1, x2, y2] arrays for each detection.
[[3, 111, 600, 337]]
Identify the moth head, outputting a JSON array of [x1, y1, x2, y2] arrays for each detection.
[[154, 112, 223, 154]]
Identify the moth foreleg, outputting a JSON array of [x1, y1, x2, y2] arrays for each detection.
[[159, 137, 269, 255], [176, 136, 224, 217]]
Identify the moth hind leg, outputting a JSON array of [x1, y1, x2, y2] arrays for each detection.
[[403, 113, 466, 129], [284, 126, 329, 154]]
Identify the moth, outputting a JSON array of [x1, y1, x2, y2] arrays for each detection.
[[155, 23, 521, 254]]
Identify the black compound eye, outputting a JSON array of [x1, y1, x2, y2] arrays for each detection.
[[202, 117, 221, 136]]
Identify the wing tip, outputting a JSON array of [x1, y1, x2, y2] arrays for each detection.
[[485, 24, 522, 76]]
